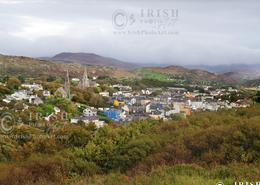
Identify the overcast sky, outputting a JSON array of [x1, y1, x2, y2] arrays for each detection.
[[0, 0, 259, 65]]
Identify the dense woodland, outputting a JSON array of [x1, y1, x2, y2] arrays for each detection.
[[0, 104, 259, 184]]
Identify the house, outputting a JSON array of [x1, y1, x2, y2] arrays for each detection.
[[165, 109, 180, 116], [28, 95, 43, 105], [141, 89, 152, 95], [12, 90, 30, 101], [4, 90, 32, 103], [71, 78, 80, 83], [122, 92, 132, 98], [120, 111, 127, 120], [113, 91, 123, 96], [112, 84, 132, 91], [71, 116, 105, 128], [141, 99, 151, 106], [114, 100, 125, 107], [83, 107, 97, 117], [149, 110, 165, 120], [71, 117, 80, 124], [43, 107, 62, 121], [55, 87, 68, 98], [121, 105, 130, 113], [43, 90, 51, 97], [129, 98, 137, 105], [145, 103, 151, 113], [189, 101, 204, 110], [93, 120, 105, 128], [54, 107, 61, 114], [33, 97, 43, 105], [150, 103, 164, 111], [3, 97, 11, 104], [21, 83, 43, 91], [104, 108, 121, 121], [130, 105, 146, 115], [99, 91, 109, 97]]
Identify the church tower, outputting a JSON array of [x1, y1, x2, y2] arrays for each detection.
[[81, 67, 90, 89], [64, 69, 71, 99]]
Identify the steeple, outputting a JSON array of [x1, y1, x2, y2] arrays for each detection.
[[81, 67, 90, 89], [64, 69, 71, 99]]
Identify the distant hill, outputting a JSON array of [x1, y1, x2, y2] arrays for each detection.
[[0, 54, 134, 78], [40, 52, 139, 70], [187, 64, 260, 82], [2, 54, 258, 86], [243, 78, 260, 87], [135, 66, 237, 85], [186, 64, 260, 73]]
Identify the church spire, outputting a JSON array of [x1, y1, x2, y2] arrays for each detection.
[[81, 66, 90, 89], [64, 69, 71, 99]]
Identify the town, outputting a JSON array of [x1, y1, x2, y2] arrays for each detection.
[[0, 68, 252, 129]]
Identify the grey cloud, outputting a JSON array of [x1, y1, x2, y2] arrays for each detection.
[[0, 0, 259, 65]]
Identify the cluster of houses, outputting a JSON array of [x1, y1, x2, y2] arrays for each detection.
[[1, 79, 252, 128], [97, 85, 251, 122], [3, 83, 47, 105]]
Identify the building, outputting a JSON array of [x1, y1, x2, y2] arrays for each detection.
[[55, 87, 68, 98], [80, 67, 90, 89], [83, 107, 97, 117], [33, 97, 43, 105], [21, 83, 43, 91], [71, 116, 105, 128], [64, 70, 71, 99], [71, 78, 80, 83], [104, 108, 121, 121], [54, 70, 71, 99], [79, 67, 97, 89], [43, 90, 51, 97], [99, 91, 109, 97]]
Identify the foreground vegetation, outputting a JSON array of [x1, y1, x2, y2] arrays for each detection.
[[0, 104, 259, 185]]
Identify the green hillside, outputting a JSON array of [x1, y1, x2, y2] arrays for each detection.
[[136, 68, 171, 81]]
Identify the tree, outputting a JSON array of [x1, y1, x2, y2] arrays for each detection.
[[6, 77, 21, 90], [0, 86, 11, 96]]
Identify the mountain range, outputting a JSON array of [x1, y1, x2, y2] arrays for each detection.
[[186, 64, 260, 81], [40, 52, 140, 70], [1, 52, 260, 86], [41, 52, 260, 80]]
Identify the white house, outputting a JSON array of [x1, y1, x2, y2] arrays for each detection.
[[11, 90, 30, 101], [43, 90, 51, 97], [165, 104, 181, 116], [71, 78, 80, 83], [21, 83, 43, 91], [99, 91, 109, 97], [33, 97, 43, 105], [142, 89, 152, 95], [83, 107, 97, 117], [121, 105, 130, 113], [71, 116, 105, 128], [129, 98, 137, 105], [145, 103, 151, 113], [54, 107, 61, 114], [122, 92, 132, 98]]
